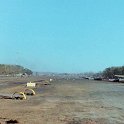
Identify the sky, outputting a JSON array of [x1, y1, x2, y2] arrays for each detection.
[[0, 0, 124, 73]]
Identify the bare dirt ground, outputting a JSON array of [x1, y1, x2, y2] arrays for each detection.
[[0, 77, 124, 124]]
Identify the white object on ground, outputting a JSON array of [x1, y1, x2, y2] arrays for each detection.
[[26, 82, 36, 87], [50, 79, 53, 82]]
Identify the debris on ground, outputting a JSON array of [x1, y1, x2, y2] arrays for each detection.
[[6, 119, 19, 124]]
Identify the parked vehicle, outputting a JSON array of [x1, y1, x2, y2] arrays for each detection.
[[119, 78, 124, 82], [94, 77, 102, 81], [109, 78, 119, 82]]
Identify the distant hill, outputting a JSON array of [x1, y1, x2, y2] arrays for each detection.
[[0, 64, 32, 75]]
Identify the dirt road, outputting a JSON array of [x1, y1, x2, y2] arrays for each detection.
[[0, 77, 124, 124]]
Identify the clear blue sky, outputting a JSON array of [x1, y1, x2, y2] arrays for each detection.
[[0, 0, 124, 73]]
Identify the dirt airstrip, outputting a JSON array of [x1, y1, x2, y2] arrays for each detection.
[[0, 77, 124, 124]]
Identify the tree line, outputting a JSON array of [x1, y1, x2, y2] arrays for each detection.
[[102, 66, 124, 78], [0, 64, 33, 75]]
